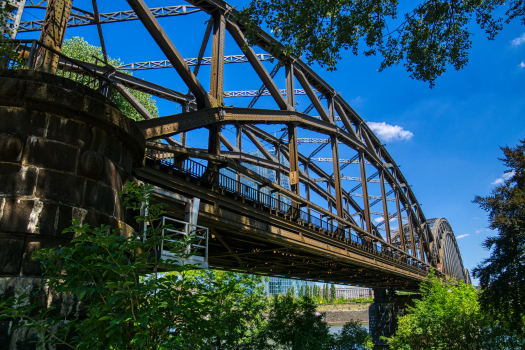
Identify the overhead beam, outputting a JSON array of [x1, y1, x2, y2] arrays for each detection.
[[18, 5, 201, 32], [125, 0, 214, 109]]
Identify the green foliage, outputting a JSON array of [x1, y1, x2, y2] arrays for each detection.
[[237, 0, 525, 87], [61, 37, 159, 121], [176, 269, 269, 350], [0, 183, 214, 349], [331, 321, 373, 350], [385, 271, 524, 349], [256, 294, 331, 350], [330, 284, 336, 302], [472, 139, 525, 333]]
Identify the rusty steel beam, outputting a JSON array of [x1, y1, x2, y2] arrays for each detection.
[[125, 0, 213, 109], [294, 67, 330, 123], [288, 123, 300, 196], [210, 11, 225, 106], [226, 21, 292, 111], [37, 0, 73, 73], [379, 169, 392, 244]]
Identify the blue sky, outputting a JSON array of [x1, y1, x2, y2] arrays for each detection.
[[17, 1, 525, 284]]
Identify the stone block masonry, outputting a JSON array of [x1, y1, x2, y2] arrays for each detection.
[[0, 69, 145, 349]]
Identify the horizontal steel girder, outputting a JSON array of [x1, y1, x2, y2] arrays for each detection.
[[17, 5, 201, 32], [118, 53, 273, 70]]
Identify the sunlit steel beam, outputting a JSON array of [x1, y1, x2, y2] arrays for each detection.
[[17, 5, 201, 32]]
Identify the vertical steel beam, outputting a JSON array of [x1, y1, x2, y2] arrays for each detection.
[[419, 228, 426, 264], [304, 163, 311, 222], [328, 96, 343, 222], [207, 123, 221, 187], [379, 169, 392, 244], [407, 210, 417, 259], [285, 62, 295, 109], [288, 123, 300, 196], [210, 11, 225, 106], [236, 125, 242, 193], [38, 0, 73, 73], [395, 188, 406, 253], [91, 0, 107, 63], [359, 150, 372, 234], [181, 103, 189, 147], [275, 144, 282, 210]]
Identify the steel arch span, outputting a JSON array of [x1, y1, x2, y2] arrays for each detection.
[[428, 219, 471, 283], [7, 0, 471, 287]]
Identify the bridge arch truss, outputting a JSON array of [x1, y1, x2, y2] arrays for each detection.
[[7, 0, 471, 286]]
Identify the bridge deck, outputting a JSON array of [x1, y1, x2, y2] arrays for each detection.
[[136, 157, 428, 291]]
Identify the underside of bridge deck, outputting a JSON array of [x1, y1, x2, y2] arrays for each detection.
[[136, 164, 426, 291]]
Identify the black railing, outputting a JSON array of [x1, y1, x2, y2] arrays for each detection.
[[146, 150, 429, 273], [0, 39, 113, 97]]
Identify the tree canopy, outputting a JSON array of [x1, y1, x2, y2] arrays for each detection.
[[472, 139, 525, 333], [386, 272, 524, 349], [238, 0, 525, 87]]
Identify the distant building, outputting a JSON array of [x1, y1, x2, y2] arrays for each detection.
[[262, 277, 314, 297], [320, 285, 373, 300]]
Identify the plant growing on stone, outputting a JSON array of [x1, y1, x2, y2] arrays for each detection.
[[0, 182, 215, 350]]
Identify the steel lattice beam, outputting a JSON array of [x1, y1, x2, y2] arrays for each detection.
[[118, 53, 273, 70], [311, 157, 372, 165], [17, 5, 201, 32]]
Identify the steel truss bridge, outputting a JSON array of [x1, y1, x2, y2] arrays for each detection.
[[3, 0, 470, 290]]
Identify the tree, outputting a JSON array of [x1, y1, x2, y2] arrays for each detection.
[[385, 271, 524, 349], [61, 37, 159, 121], [331, 321, 373, 350], [300, 285, 304, 298], [0, 183, 215, 349], [238, 0, 525, 87], [179, 270, 268, 350], [472, 139, 525, 332], [331, 284, 336, 303], [255, 294, 332, 350]]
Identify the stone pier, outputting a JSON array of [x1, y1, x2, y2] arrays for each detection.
[[0, 70, 144, 349], [369, 289, 420, 349]]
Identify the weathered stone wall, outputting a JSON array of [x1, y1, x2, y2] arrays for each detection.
[[0, 69, 144, 277], [0, 69, 145, 349]]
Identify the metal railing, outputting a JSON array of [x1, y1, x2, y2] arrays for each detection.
[[158, 216, 209, 269], [147, 149, 428, 271], [0, 39, 113, 97], [146, 148, 429, 273]]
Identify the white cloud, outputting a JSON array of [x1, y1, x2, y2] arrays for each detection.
[[519, 61, 525, 68], [367, 122, 414, 142], [511, 33, 525, 46], [492, 170, 515, 185], [374, 217, 384, 224], [456, 234, 469, 239], [475, 229, 482, 234]]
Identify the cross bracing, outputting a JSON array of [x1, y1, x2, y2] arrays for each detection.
[[310, 157, 372, 165], [224, 88, 308, 98], [17, 5, 201, 32], [4, 0, 470, 288], [118, 54, 273, 70]]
